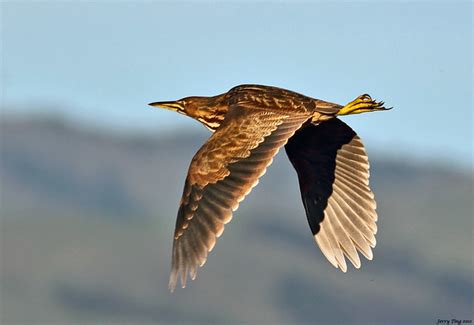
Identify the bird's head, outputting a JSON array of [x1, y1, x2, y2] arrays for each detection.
[[149, 96, 208, 116], [149, 95, 228, 131]]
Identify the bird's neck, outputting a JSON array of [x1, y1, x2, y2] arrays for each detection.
[[189, 94, 229, 131]]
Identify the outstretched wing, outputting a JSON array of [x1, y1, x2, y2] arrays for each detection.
[[285, 118, 377, 272], [169, 105, 311, 291]]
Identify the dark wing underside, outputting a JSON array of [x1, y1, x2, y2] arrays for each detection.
[[285, 118, 377, 272], [169, 105, 311, 291]]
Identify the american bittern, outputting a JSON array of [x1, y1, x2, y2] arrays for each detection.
[[149, 84, 390, 291]]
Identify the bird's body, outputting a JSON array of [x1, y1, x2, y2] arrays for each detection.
[[160, 85, 343, 131], [149, 84, 390, 291]]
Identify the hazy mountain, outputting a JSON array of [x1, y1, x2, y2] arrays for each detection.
[[1, 116, 472, 324]]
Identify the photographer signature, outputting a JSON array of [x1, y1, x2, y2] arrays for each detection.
[[437, 319, 472, 325]]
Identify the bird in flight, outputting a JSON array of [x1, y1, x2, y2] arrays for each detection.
[[149, 84, 390, 291]]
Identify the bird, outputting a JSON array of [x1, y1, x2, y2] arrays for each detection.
[[149, 84, 391, 291]]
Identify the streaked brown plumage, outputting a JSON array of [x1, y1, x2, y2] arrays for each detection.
[[149, 84, 390, 291]]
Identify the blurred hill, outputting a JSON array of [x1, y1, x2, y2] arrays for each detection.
[[1, 116, 472, 324]]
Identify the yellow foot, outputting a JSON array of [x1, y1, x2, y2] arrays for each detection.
[[338, 94, 391, 116]]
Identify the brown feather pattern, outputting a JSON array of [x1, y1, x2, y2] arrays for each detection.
[[169, 106, 310, 291]]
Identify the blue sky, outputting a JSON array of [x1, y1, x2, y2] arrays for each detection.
[[2, 1, 472, 167]]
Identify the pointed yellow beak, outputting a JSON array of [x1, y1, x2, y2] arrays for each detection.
[[338, 94, 392, 116], [148, 101, 184, 112]]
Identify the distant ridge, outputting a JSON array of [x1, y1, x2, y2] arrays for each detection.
[[1, 116, 471, 219]]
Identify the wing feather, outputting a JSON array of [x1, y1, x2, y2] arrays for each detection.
[[169, 106, 310, 291], [330, 193, 373, 260], [323, 206, 347, 272], [285, 118, 378, 272], [328, 200, 361, 268]]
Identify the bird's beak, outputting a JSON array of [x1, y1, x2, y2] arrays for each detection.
[[338, 94, 392, 116], [148, 100, 184, 112]]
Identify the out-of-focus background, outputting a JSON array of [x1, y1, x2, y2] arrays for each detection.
[[1, 2, 472, 324]]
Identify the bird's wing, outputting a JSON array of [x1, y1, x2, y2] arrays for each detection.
[[169, 105, 311, 291], [285, 118, 377, 272]]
